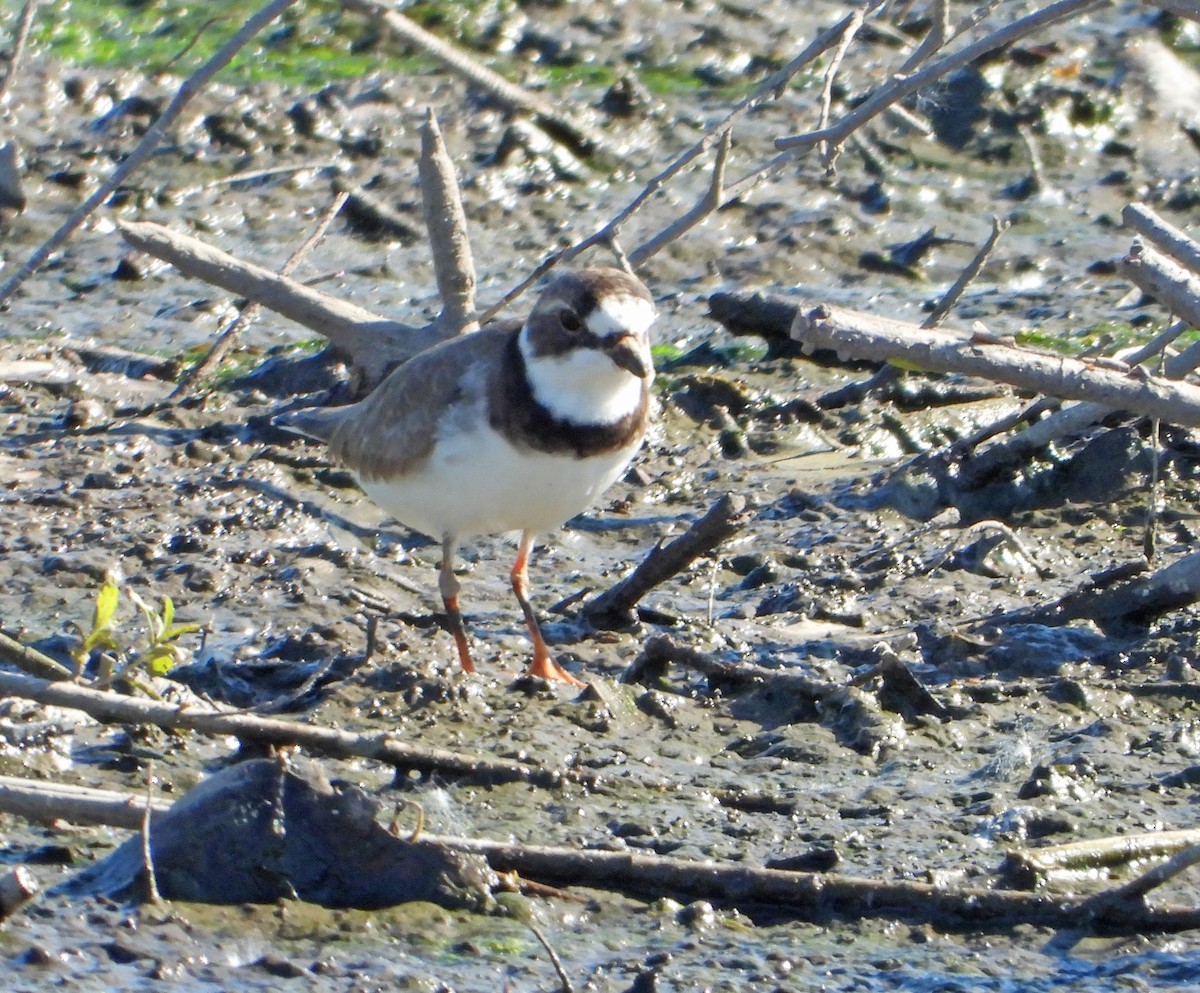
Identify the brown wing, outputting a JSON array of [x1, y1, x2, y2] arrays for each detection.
[[324, 324, 516, 483]]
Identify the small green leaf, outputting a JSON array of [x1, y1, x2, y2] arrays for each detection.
[[163, 623, 201, 642], [92, 579, 119, 631], [145, 645, 178, 676], [161, 596, 175, 632]]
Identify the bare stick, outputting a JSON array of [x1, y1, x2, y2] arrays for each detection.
[[626, 635, 841, 701], [1120, 241, 1200, 329], [924, 217, 1009, 329], [476, 7, 871, 323], [527, 921, 575, 993], [792, 303, 1200, 428], [0, 628, 75, 680], [6, 769, 1200, 933], [433, 835, 1200, 933], [141, 763, 162, 904], [172, 190, 350, 397], [118, 220, 446, 391], [0, 0, 299, 308], [584, 494, 750, 628], [1012, 548, 1200, 627], [898, 0, 951, 73], [0, 669, 572, 788], [817, 7, 866, 170], [956, 320, 1195, 487], [775, 0, 1108, 154], [420, 108, 478, 336], [0, 774, 170, 829], [629, 130, 731, 268], [1084, 844, 1200, 912], [342, 0, 605, 159], [0, 0, 39, 101]]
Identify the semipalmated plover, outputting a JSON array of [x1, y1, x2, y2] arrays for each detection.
[[276, 267, 656, 685]]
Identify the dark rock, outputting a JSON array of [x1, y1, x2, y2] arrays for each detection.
[[57, 758, 496, 910]]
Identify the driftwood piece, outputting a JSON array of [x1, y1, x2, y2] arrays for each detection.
[[420, 109, 478, 337], [0, 670, 570, 787], [1124, 203, 1200, 276], [439, 835, 1200, 933], [1012, 549, 1200, 629], [1120, 240, 1200, 330], [625, 634, 839, 700], [1003, 828, 1200, 889], [118, 220, 447, 392], [584, 494, 750, 628], [58, 758, 495, 910], [792, 303, 1200, 428], [172, 190, 350, 396], [0, 629, 74, 680], [0, 774, 169, 829]]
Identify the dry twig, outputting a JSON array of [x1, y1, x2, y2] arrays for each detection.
[[0, 0, 39, 101], [171, 190, 351, 397], [584, 494, 751, 628], [0, 0, 299, 308], [0, 669, 572, 788], [792, 303, 1200, 428]]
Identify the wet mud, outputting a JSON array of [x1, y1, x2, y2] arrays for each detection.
[[4, 2, 1200, 991]]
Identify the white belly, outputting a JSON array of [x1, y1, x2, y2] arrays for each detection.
[[359, 423, 640, 539]]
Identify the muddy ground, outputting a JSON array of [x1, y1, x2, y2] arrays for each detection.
[[4, 1, 1200, 990]]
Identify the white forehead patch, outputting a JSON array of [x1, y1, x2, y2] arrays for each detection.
[[585, 294, 656, 341]]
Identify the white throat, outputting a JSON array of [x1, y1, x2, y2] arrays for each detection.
[[520, 333, 646, 426]]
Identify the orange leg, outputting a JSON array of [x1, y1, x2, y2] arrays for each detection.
[[511, 530, 585, 687], [439, 533, 474, 673]]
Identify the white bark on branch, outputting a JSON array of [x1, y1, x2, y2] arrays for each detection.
[[118, 220, 447, 391], [791, 303, 1200, 428], [1124, 203, 1200, 276]]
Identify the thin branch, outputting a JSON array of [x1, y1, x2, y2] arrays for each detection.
[[0, 628, 75, 680], [528, 921, 575, 993], [792, 303, 1200, 427], [118, 219, 446, 392], [476, 5, 876, 323], [0, 0, 39, 101], [923, 216, 1009, 329], [0, 669, 574, 788], [628, 129, 731, 268], [0, 774, 170, 829], [775, 0, 1108, 154], [1120, 240, 1200, 330], [898, 0, 951, 73], [0, 0, 299, 308], [419, 108, 478, 336], [171, 189, 350, 397], [584, 494, 750, 628], [140, 764, 162, 904], [817, 8, 866, 170], [1124, 202, 1200, 276]]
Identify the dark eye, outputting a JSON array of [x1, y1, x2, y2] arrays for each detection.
[[559, 311, 582, 333]]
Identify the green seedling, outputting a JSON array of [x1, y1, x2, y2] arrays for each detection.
[[72, 574, 121, 678], [71, 576, 201, 689], [127, 589, 202, 677]]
